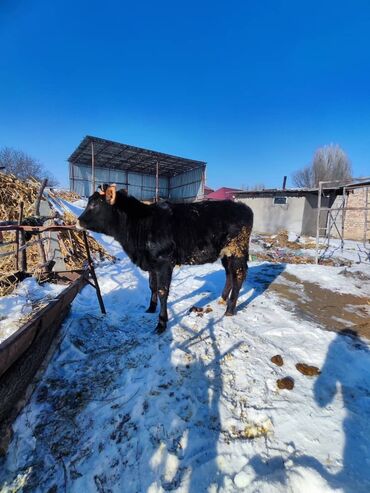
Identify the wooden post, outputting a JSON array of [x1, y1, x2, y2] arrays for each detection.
[[315, 183, 323, 264], [125, 170, 129, 192], [91, 141, 95, 194], [201, 166, 206, 199], [364, 186, 369, 247], [34, 178, 48, 217], [15, 203, 22, 270], [82, 231, 106, 314], [18, 202, 27, 272], [35, 178, 48, 272], [341, 187, 347, 252], [155, 160, 159, 202]]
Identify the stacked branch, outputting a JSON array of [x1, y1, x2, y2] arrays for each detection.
[[51, 189, 81, 202], [59, 212, 115, 269], [0, 173, 40, 221], [0, 173, 115, 294]]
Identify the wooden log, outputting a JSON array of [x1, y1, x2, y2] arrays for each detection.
[[18, 202, 27, 272], [34, 178, 48, 217]]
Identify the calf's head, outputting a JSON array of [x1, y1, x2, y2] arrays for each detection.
[[77, 184, 118, 234]]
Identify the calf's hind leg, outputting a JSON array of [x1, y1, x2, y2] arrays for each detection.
[[146, 271, 158, 313], [155, 263, 173, 334], [225, 256, 247, 316], [220, 256, 232, 303]]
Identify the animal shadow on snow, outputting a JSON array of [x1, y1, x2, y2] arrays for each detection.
[[151, 316, 242, 492], [0, 261, 285, 491], [249, 329, 370, 493], [146, 262, 285, 491], [172, 262, 286, 317]]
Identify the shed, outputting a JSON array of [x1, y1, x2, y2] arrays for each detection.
[[234, 188, 339, 236], [68, 136, 206, 202]]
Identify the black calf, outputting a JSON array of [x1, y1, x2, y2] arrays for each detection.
[[77, 184, 253, 334]]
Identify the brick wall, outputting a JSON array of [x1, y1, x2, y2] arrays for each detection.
[[344, 187, 369, 241]]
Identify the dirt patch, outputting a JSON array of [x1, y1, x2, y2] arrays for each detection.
[[251, 231, 352, 266], [270, 272, 370, 339]]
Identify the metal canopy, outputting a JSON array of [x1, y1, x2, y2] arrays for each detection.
[[68, 136, 206, 177]]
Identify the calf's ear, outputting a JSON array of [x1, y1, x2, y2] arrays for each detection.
[[105, 184, 117, 205]]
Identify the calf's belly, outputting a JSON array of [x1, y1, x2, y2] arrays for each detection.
[[180, 247, 220, 266]]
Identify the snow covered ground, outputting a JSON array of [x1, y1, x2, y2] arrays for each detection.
[[0, 278, 65, 344], [302, 237, 370, 265], [1, 245, 370, 492]]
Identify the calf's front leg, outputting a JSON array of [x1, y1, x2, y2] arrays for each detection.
[[146, 271, 158, 313], [155, 263, 173, 334]]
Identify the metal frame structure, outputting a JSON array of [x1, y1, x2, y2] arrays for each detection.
[[0, 224, 106, 313], [315, 178, 370, 263], [68, 136, 206, 201]]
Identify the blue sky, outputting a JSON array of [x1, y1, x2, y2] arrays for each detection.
[[1, 0, 369, 189]]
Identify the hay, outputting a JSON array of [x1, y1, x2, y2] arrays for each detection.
[[51, 189, 81, 202], [0, 173, 40, 222], [254, 251, 335, 266], [0, 174, 115, 295], [58, 212, 115, 269]]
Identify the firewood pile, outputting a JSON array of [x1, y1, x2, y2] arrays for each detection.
[[0, 173, 115, 295], [58, 211, 115, 269], [51, 189, 81, 202], [0, 173, 40, 221]]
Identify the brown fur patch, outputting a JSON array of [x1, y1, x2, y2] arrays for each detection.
[[105, 184, 117, 205], [220, 226, 251, 258]]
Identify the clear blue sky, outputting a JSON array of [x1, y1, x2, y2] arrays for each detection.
[[1, 0, 370, 189]]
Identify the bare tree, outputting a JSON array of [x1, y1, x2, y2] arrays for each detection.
[[292, 164, 313, 188], [292, 144, 352, 188], [240, 183, 265, 191], [0, 146, 58, 185]]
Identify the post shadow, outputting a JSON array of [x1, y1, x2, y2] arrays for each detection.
[[155, 314, 243, 492], [148, 261, 285, 491]]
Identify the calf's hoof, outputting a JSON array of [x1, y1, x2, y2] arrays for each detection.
[[155, 323, 166, 335], [225, 309, 235, 317]]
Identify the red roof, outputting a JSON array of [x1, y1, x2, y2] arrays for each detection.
[[205, 187, 242, 200], [204, 185, 214, 195]]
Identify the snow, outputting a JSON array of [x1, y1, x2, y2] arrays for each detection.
[[284, 263, 370, 297], [1, 249, 370, 491], [72, 198, 88, 208], [0, 278, 65, 344], [251, 231, 370, 267], [298, 236, 370, 265]]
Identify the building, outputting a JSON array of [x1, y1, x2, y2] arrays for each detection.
[[234, 188, 339, 236], [205, 187, 242, 201], [343, 181, 370, 241], [328, 180, 370, 242], [68, 136, 206, 202], [203, 185, 215, 196]]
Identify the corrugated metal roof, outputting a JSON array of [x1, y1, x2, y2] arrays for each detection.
[[234, 187, 340, 197], [68, 136, 206, 178], [344, 179, 370, 189]]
